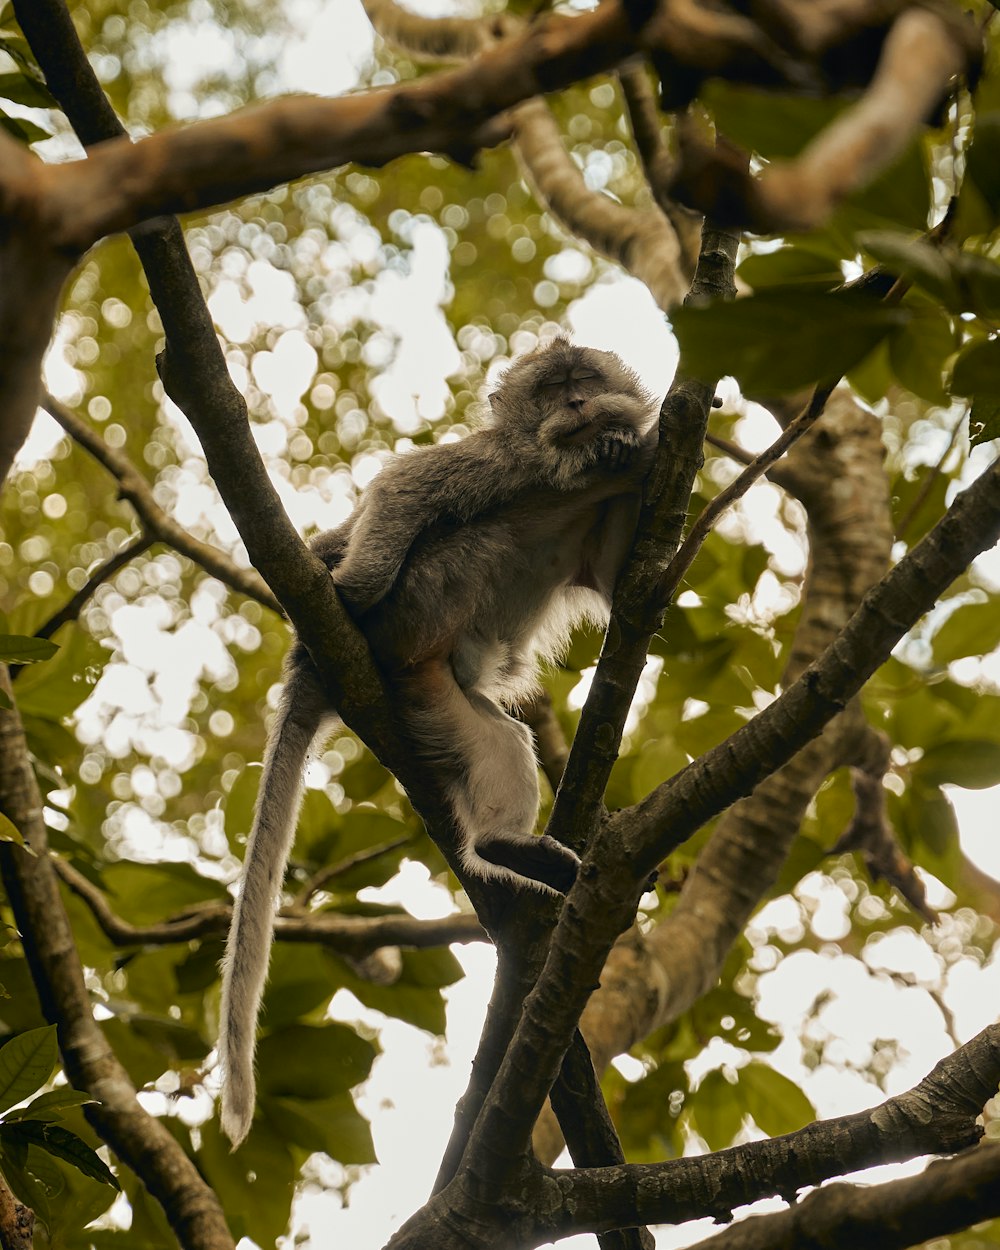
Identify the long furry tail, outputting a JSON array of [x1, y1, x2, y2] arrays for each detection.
[[218, 659, 328, 1147]]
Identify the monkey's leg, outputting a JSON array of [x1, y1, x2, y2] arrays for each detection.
[[403, 663, 580, 894]]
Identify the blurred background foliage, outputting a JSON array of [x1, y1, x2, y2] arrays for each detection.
[[1, 0, 1000, 1244]]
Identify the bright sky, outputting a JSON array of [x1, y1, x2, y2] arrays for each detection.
[[12, 0, 1000, 1246]]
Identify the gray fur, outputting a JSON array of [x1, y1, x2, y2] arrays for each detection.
[[218, 340, 658, 1145]]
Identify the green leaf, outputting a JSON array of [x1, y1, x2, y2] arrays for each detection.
[[0, 811, 25, 848], [13, 622, 106, 719], [0, 71, 56, 107], [259, 943, 341, 1031], [887, 304, 956, 404], [0, 108, 49, 145], [4, 1087, 93, 1123], [952, 251, 1000, 319], [891, 466, 950, 543], [329, 947, 457, 1034], [952, 338, 1000, 397], [0, 1131, 115, 1240], [256, 1023, 376, 1100], [196, 1118, 295, 1246], [613, 1059, 688, 1162], [845, 137, 929, 233], [0, 634, 57, 664], [672, 289, 906, 393], [102, 860, 226, 925], [704, 83, 842, 159], [915, 740, 1000, 790], [933, 602, 1000, 663], [970, 395, 1000, 448], [0, 1026, 58, 1114], [858, 231, 959, 307], [737, 246, 843, 291], [340, 751, 393, 800], [914, 785, 958, 858], [261, 1091, 376, 1162], [689, 1068, 743, 1150], [739, 1062, 815, 1137], [968, 112, 1000, 203], [4, 1120, 119, 1188]]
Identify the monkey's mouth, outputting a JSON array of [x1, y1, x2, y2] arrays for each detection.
[[560, 417, 602, 445]]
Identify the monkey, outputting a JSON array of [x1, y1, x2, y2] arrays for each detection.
[[218, 338, 659, 1146]]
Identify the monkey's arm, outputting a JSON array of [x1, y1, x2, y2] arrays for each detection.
[[331, 436, 529, 613], [332, 415, 656, 614]]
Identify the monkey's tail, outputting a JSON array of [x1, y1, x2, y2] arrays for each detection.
[[218, 664, 328, 1148]]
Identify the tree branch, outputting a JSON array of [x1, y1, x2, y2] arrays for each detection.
[[391, 1022, 1000, 1246], [547, 221, 740, 856], [34, 531, 155, 641], [683, 1143, 1000, 1250], [513, 97, 689, 311], [362, 0, 690, 312], [52, 855, 484, 956], [547, 1022, 1000, 1238], [43, 395, 279, 613]]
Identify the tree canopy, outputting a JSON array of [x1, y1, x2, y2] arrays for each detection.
[[0, 1, 1000, 1248]]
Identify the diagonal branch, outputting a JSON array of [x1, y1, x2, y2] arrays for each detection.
[[43, 395, 279, 612], [34, 530, 155, 641], [513, 97, 689, 311]]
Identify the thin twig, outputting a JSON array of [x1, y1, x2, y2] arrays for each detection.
[[44, 394, 280, 613], [896, 411, 965, 540], [35, 531, 155, 640], [656, 388, 829, 606], [292, 835, 413, 907]]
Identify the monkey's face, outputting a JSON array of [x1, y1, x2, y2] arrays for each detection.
[[489, 340, 656, 447]]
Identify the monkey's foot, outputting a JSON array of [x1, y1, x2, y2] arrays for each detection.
[[475, 831, 580, 894]]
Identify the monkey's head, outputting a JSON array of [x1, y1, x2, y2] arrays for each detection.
[[488, 338, 657, 451]]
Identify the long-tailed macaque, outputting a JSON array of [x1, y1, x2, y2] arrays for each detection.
[[219, 339, 659, 1145]]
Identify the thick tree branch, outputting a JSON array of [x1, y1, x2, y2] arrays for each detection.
[[624, 450, 1000, 874], [0, 1174, 33, 1250], [548, 222, 740, 857], [16, 0, 418, 824], [362, 0, 690, 312], [435, 437, 1000, 1219], [3, 2, 977, 255], [618, 68, 702, 277], [684, 1144, 1000, 1250]]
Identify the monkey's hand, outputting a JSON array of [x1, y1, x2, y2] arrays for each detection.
[[590, 426, 642, 472]]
